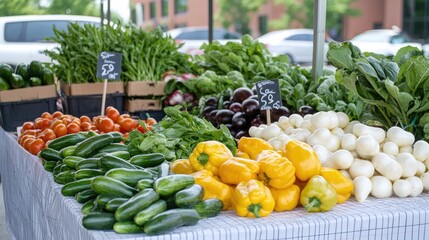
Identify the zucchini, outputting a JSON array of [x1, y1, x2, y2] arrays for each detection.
[[60, 145, 77, 158], [75, 169, 105, 180], [42, 160, 57, 172], [54, 170, 76, 185], [76, 158, 100, 170], [143, 209, 200, 235], [39, 148, 63, 162], [61, 178, 94, 196], [137, 179, 155, 191], [127, 143, 142, 157], [95, 194, 120, 209], [194, 198, 223, 218], [63, 156, 85, 169], [52, 163, 64, 176], [91, 176, 137, 198], [75, 189, 97, 203], [105, 198, 128, 212], [82, 200, 95, 214], [75, 134, 113, 158], [115, 188, 159, 222], [129, 153, 165, 168], [105, 168, 153, 187], [100, 154, 136, 170], [113, 221, 144, 234], [175, 184, 204, 208], [96, 143, 127, 154], [134, 200, 167, 226], [107, 132, 123, 143], [59, 164, 71, 173], [82, 212, 116, 230], [92, 150, 130, 160], [154, 174, 195, 197], [47, 133, 87, 151]]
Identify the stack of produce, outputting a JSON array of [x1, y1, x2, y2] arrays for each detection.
[[39, 132, 222, 235], [248, 111, 429, 201], [170, 139, 354, 217], [0, 61, 54, 91]]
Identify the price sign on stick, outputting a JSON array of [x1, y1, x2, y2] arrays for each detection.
[[96, 51, 122, 116], [255, 79, 282, 125]]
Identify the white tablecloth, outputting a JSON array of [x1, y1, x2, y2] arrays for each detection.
[[1, 127, 429, 240]]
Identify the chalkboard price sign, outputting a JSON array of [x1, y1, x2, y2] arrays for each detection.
[[256, 79, 282, 111], [96, 52, 122, 80]]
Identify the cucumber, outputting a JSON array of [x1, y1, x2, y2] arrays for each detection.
[[154, 174, 195, 197], [105, 168, 153, 187], [28, 60, 43, 78], [91, 176, 137, 198], [42, 67, 54, 85], [96, 143, 127, 154], [100, 154, 136, 170], [115, 188, 159, 222], [63, 156, 85, 169], [82, 200, 95, 214], [127, 143, 142, 157], [52, 162, 64, 175], [194, 198, 223, 218], [59, 164, 72, 173], [92, 150, 130, 160], [143, 209, 200, 235], [61, 178, 94, 196], [60, 145, 77, 158], [29, 77, 42, 86], [39, 148, 62, 161], [113, 221, 145, 234], [75, 189, 97, 203], [76, 158, 100, 170], [129, 153, 165, 168], [10, 73, 24, 89], [0, 77, 10, 91], [75, 134, 113, 158], [107, 132, 123, 143], [42, 160, 57, 172], [47, 133, 87, 151], [82, 212, 116, 230], [175, 184, 204, 208], [15, 63, 29, 82], [95, 194, 120, 209], [105, 198, 128, 212], [134, 200, 167, 226], [75, 169, 105, 180], [0, 64, 13, 83], [137, 179, 155, 191], [54, 170, 76, 184]]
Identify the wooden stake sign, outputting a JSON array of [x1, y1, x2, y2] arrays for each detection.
[[96, 51, 122, 116], [255, 79, 282, 125]]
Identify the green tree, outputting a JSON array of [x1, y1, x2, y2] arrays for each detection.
[[0, 0, 43, 16], [217, 0, 267, 35], [272, 0, 360, 39], [44, 0, 99, 16]]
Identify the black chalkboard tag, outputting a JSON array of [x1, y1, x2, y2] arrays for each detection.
[[255, 79, 282, 124], [96, 51, 122, 116]]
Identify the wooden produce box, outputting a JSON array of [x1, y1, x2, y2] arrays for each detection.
[[60, 81, 124, 96], [0, 84, 57, 102], [125, 81, 165, 97], [124, 99, 162, 112]]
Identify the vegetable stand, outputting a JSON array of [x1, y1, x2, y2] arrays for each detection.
[[1, 127, 428, 240]]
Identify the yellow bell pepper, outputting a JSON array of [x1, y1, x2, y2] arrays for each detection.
[[219, 157, 259, 185], [270, 184, 300, 212], [169, 159, 195, 174], [235, 149, 251, 159], [256, 150, 296, 189], [189, 141, 233, 176], [231, 179, 275, 218], [320, 167, 354, 204], [237, 137, 274, 160], [192, 170, 233, 210], [284, 140, 321, 181], [300, 175, 337, 212]]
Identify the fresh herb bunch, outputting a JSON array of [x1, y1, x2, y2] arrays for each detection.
[[45, 22, 191, 83], [127, 106, 237, 160], [328, 41, 429, 140]]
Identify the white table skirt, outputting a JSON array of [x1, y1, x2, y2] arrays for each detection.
[[1, 127, 429, 240]]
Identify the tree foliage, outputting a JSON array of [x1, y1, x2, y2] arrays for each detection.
[[0, 0, 43, 16]]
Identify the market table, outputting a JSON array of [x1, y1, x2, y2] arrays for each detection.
[[1, 127, 429, 240]]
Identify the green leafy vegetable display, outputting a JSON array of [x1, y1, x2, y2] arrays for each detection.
[[328, 41, 429, 140]]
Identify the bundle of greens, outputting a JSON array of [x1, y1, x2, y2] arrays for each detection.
[[328, 41, 429, 140], [127, 106, 237, 160]]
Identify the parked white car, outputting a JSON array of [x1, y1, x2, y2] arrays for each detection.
[[350, 29, 422, 56], [165, 27, 242, 55], [0, 15, 100, 67], [257, 28, 329, 64]]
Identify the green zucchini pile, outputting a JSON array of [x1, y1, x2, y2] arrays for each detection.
[[39, 131, 223, 235], [0, 61, 54, 91]]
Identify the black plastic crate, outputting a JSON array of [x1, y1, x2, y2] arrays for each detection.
[[0, 98, 58, 132], [64, 93, 125, 118], [131, 110, 166, 122]]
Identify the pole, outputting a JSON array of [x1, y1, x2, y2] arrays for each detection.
[[208, 0, 213, 43], [101, 79, 108, 117], [100, 0, 104, 26], [107, 0, 111, 24], [312, 0, 327, 82]]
